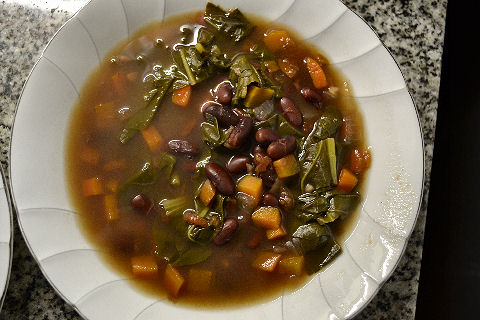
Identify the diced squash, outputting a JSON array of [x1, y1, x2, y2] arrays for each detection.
[[252, 207, 281, 230], [278, 57, 299, 78], [79, 147, 100, 165], [82, 177, 103, 196], [266, 225, 287, 240], [305, 57, 328, 89], [252, 251, 282, 272], [106, 179, 118, 193], [164, 264, 185, 297], [265, 60, 279, 73], [278, 255, 304, 276], [273, 154, 300, 179], [237, 175, 263, 207], [172, 85, 192, 107], [337, 168, 358, 192], [263, 30, 292, 52], [103, 159, 126, 171], [112, 72, 127, 95], [131, 255, 158, 277], [199, 179, 216, 206], [104, 194, 118, 221], [141, 125, 163, 152], [187, 269, 213, 292], [244, 86, 274, 108]]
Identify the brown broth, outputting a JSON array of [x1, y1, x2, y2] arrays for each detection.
[[66, 10, 368, 308]]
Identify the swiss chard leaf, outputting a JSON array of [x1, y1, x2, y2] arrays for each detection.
[[119, 77, 173, 144], [291, 222, 330, 254], [201, 113, 233, 147], [254, 114, 305, 138], [118, 162, 156, 192], [304, 236, 341, 274], [155, 152, 178, 185], [299, 139, 334, 193], [187, 195, 225, 245], [229, 55, 263, 105], [312, 105, 342, 140], [204, 2, 254, 42], [172, 246, 212, 267], [317, 194, 360, 225]]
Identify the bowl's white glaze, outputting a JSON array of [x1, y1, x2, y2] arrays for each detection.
[[10, 0, 424, 319]]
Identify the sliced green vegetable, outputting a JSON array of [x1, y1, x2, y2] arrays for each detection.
[[162, 196, 188, 217], [317, 194, 360, 225], [291, 222, 330, 254], [118, 162, 156, 192], [299, 138, 337, 193], [229, 55, 263, 105], [254, 114, 305, 138], [119, 77, 172, 144], [201, 113, 233, 147], [187, 195, 225, 245], [204, 2, 254, 42], [312, 105, 342, 140]]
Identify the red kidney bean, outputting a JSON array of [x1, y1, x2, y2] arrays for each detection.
[[267, 136, 297, 159], [259, 167, 277, 189], [215, 81, 233, 105], [300, 87, 323, 109], [277, 96, 303, 127], [130, 194, 153, 214], [225, 116, 254, 149], [226, 155, 252, 174], [262, 193, 279, 207], [255, 128, 281, 146], [213, 217, 239, 246], [204, 102, 239, 127], [167, 139, 199, 155], [205, 163, 236, 195]]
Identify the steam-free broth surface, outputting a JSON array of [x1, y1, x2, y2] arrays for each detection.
[[67, 4, 370, 308]]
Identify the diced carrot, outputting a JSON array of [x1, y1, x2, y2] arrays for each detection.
[[252, 251, 282, 272], [199, 179, 216, 206], [266, 225, 287, 240], [278, 57, 299, 78], [105, 179, 118, 193], [164, 264, 185, 297], [82, 177, 103, 196], [263, 30, 292, 52], [94, 102, 116, 129], [131, 256, 158, 278], [111, 72, 128, 96], [79, 147, 100, 165], [237, 175, 263, 207], [278, 255, 304, 276], [273, 154, 300, 179], [305, 57, 328, 89], [187, 269, 213, 292], [337, 168, 358, 192], [247, 231, 263, 249], [252, 207, 281, 230], [103, 159, 127, 171], [350, 149, 371, 175], [104, 194, 118, 221], [265, 60, 280, 73], [141, 125, 163, 152], [172, 85, 192, 107]]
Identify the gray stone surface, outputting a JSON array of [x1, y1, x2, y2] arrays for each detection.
[[0, 0, 447, 319]]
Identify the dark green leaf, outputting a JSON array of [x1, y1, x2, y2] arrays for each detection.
[[204, 3, 254, 42], [119, 77, 172, 144], [118, 162, 156, 192], [201, 113, 232, 147], [230, 55, 263, 105], [292, 222, 330, 254], [254, 114, 305, 138], [317, 194, 360, 225], [172, 246, 212, 267], [304, 236, 341, 274], [312, 105, 342, 140], [299, 139, 336, 193]]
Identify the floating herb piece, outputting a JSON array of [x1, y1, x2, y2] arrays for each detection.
[[204, 2, 254, 42]]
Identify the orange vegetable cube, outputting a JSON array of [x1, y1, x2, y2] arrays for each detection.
[[237, 175, 263, 207], [131, 255, 158, 278], [244, 86, 274, 108], [305, 57, 328, 89], [350, 149, 371, 175], [112, 72, 127, 96], [164, 264, 185, 297], [266, 225, 287, 240], [263, 30, 292, 52], [252, 207, 281, 229], [278, 256, 304, 276], [273, 154, 300, 179], [252, 251, 282, 272], [141, 125, 163, 152], [199, 179, 216, 206], [82, 177, 103, 196], [187, 269, 213, 292], [172, 85, 192, 107], [278, 57, 299, 78], [79, 147, 100, 165], [265, 60, 280, 73], [337, 168, 358, 192], [104, 194, 118, 221]]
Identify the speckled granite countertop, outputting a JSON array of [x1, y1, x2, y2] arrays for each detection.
[[0, 0, 446, 319]]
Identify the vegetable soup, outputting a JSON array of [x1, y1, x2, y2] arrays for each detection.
[[67, 3, 371, 307]]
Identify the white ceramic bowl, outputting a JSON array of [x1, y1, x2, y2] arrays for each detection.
[[10, 0, 424, 319], [0, 166, 12, 311]]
